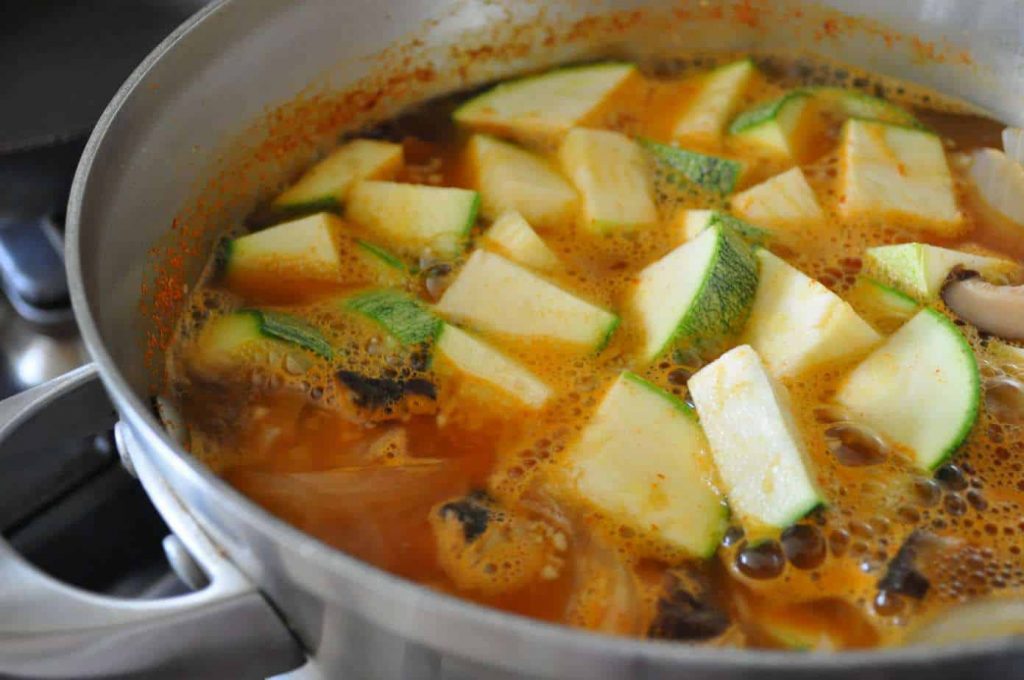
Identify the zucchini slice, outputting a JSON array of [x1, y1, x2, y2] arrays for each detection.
[[630, 223, 758, 363], [562, 372, 728, 558], [272, 139, 403, 213], [558, 128, 659, 232], [435, 250, 619, 352], [845, 276, 919, 329], [194, 310, 333, 372], [730, 167, 825, 232], [453, 62, 637, 145], [466, 134, 577, 230], [688, 345, 824, 531], [674, 209, 768, 245], [743, 250, 881, 378], [345, 289, 441, 346], [671, 59, 757, 142], [435, 324, 552, 409], [346, 181, 479, 259], [839, 119, 962, 233], [865, 242, 1017, 301], [835, 308, 980, 471], [641, 138, 744, 196], [480, 211, 560, 272], [220, 212, 344, 300], [728, 91, 810, 158]]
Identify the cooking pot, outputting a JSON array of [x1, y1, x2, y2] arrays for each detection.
[[2, 1, 1023, 678]]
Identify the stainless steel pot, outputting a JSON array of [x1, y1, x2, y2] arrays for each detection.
[[2, 1, 1024, 678]]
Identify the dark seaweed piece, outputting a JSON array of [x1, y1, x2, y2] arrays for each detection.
[[336, 370, 437, 410], [877, 530, 931, 599], [648, 570, 730, 640], [213, 237, 233, 280], [438, 490, 493, 542]]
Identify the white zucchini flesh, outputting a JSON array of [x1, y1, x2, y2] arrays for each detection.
[[965, 147, 1024, 226], [865, 243, 1017, 301], [630, 224, 758, 363], [743, 250, 881, 378], [672, 59, 757, 142], [272, 139, 403, 211], [835, 308, 980, 471], [838, 119, 962, 234], [688, 345, 824, 530], [481, 211, 561, 272], [730, 167, 825, 232], [435, 324, 552, 409], [453, 63, 637, 145], [466, 134, 577, 230], [435, 250, 619, 351], [562, 372, 727, 557], [558, 128, 659, 232], [345, 181, 479, 259]]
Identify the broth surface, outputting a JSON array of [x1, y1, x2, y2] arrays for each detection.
[[164, 53, 1024, 649]]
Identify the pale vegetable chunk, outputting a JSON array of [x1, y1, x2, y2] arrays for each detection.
[[688, 345, 824, 530], [728, 91, 809, 159], [865, 242, 1017, 301], [435, 324, 552, 408], [743, 250, 881, 378], [845, 277, 919, 331], [966, 148, 1024, 226], [453, 63, 637, 145], [838, 119, 962, 233], [346, 181, 479, 258], [466, 134, 577, 229], [631, 224, 758, 362], [1003, 127, 1024, 164], [222, 213, 344, 298], [563, 372, 727, 557], [672, 59, 757, 142], [481, 211, 560, 272], [272, 139, 403, 212], [835, 309, 980, 470], [673, 209, 768, 244], [558, 128, 658, 232], [730, 168, 825, 232], [436, 250, 619, 351]]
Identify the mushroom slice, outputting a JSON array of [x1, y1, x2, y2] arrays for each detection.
[[942, 271, 1024, 340]]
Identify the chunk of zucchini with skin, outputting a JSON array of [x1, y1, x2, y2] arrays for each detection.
[[562, 372, 728, 558], [453, 62, 637, 146], [743, 250, 881, 378], [965, 148, 1024, 226], [345, 289, 441, 346], [220, 212, 345, 298], [689, 345, 824, 531], [194, 310, 333, 373], [865, 243, 1017, 301], [671, 59, 757, 142], [729, 91, 810, 158], [272, 139, 403, 213], [673, 209, 768, 245], [729, 87, 920, 160], [845, 277, 919, 325], [838, 119, 962, 233], [730, 167, 825, 232], [481, 211, 560, 272], [346, 181, 479, 259], [835, 308, 980, 471], [558, 128, 659, 232], [466, 134, 577, 230], [434, 323, 552, 409], [631, 224, 758, 363], [435, 250, 619, 352], [640, 138, 744, 196]]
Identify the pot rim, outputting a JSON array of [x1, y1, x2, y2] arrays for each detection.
[[64, 0, 1024, 670]]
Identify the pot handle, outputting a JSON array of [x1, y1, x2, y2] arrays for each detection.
[[0, 365, 305, 679]]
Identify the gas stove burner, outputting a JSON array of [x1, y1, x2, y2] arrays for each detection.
[[0, 214, 74, 327]]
